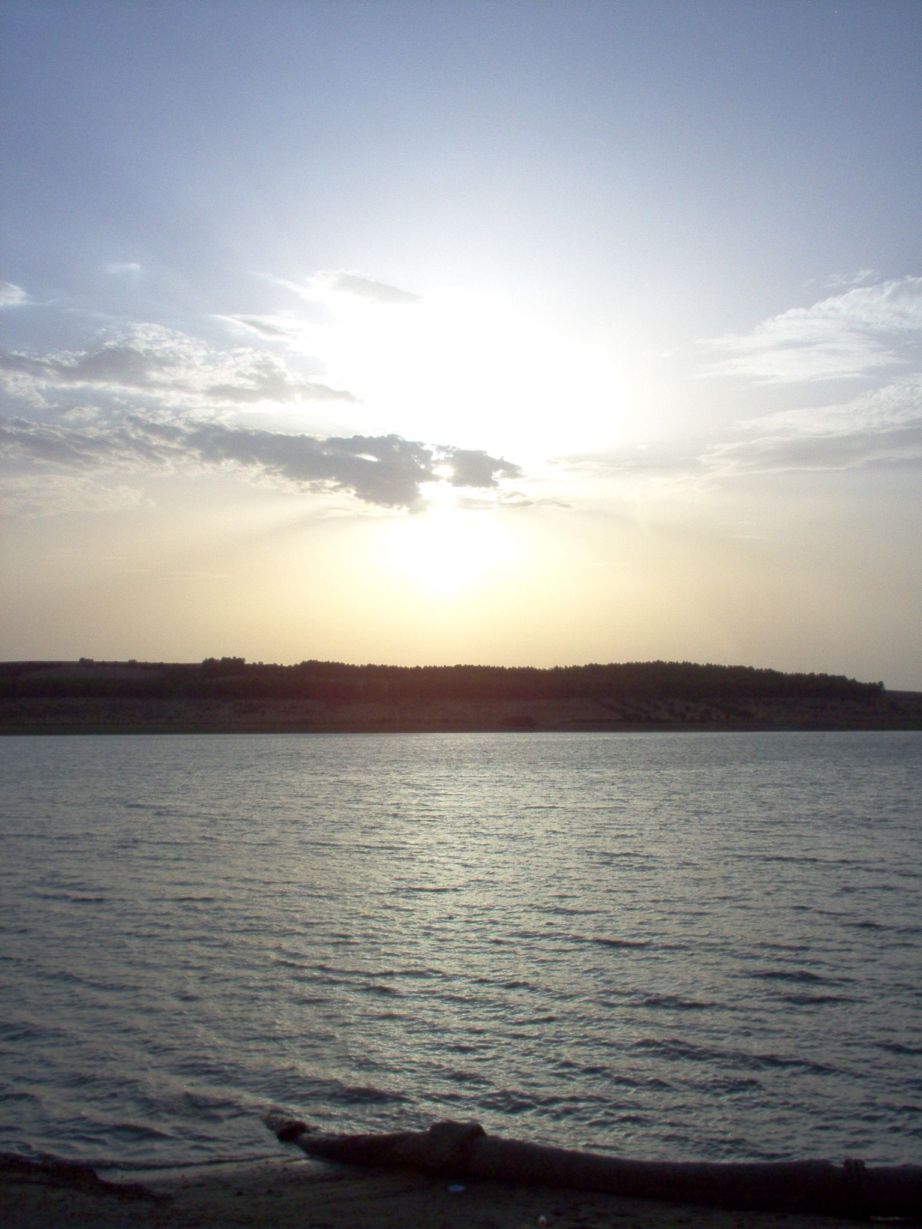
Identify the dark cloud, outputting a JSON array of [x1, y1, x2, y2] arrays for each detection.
[[439, 447, 521, 487], [183, 425, 434, 506], [1, 415, 520, 510]]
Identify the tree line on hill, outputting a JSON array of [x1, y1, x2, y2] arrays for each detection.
[[0, 657, 885, 705]]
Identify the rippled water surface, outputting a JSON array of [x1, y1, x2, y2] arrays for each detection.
[[1, 731, 920, 1169]]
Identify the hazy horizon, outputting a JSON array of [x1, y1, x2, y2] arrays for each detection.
[[2, 1, 921, 688]]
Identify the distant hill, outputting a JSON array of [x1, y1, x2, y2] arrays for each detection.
[[1, 658, 920, 733]]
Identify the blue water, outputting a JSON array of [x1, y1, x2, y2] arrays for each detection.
[[1, 731, 920, 1170]]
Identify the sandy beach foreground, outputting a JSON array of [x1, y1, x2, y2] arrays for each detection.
[[0, 1153, 869, 1229]]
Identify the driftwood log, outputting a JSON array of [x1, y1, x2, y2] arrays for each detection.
[[265, 1114, 921, 1220]]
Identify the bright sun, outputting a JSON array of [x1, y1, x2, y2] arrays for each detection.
[[291, 283, 623, 460], [380, 493, 519, 598]]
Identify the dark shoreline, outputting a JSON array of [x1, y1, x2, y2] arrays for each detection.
[[0, 1150, 869, 1229], [3, 708, 921, 736], [3, 659, 920, 735]]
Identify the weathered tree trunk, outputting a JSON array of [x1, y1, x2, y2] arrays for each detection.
[[264, 1115, 921, 1220]]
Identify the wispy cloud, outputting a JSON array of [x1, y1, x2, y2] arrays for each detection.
[[701, 276, 922, 384], [216, 313, 298, 339], [815, 268, 878, 291], [706, 377, 922, 476], [1, 415, 521, 510], [742, 376, 922, 439], [0, 324, 354, 406], [275, 270, 419, 306], [708, 423, 922, 475], [325, 271, 419, 304], [564, 376, 922, 487], [0, 281, 29, 307], [0, 472, 148, 519]]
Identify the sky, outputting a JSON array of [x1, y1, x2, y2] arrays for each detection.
[[2, 0, 921, 687]]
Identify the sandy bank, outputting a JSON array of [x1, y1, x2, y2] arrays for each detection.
[[3, 691, 922, 733]]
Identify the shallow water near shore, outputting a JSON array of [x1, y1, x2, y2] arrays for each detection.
[[1, 731, 920, 1169]]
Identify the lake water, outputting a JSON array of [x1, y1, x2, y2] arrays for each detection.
[[1, 731, 920, 1172]]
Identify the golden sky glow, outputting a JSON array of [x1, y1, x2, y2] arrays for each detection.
[[2, 2, 921, 686]]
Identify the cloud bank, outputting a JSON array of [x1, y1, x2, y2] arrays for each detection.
[[0, 316, 521, 512], [707, 377, 922, 476], [1, 415, 520, 510], [565, 376, 922, 485], [702, 276, 922, 384], [0, 325, 354, 406]]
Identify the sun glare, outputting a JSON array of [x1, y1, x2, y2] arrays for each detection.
[[380, 499, 519, 599], [290, 285, 624, 459]]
